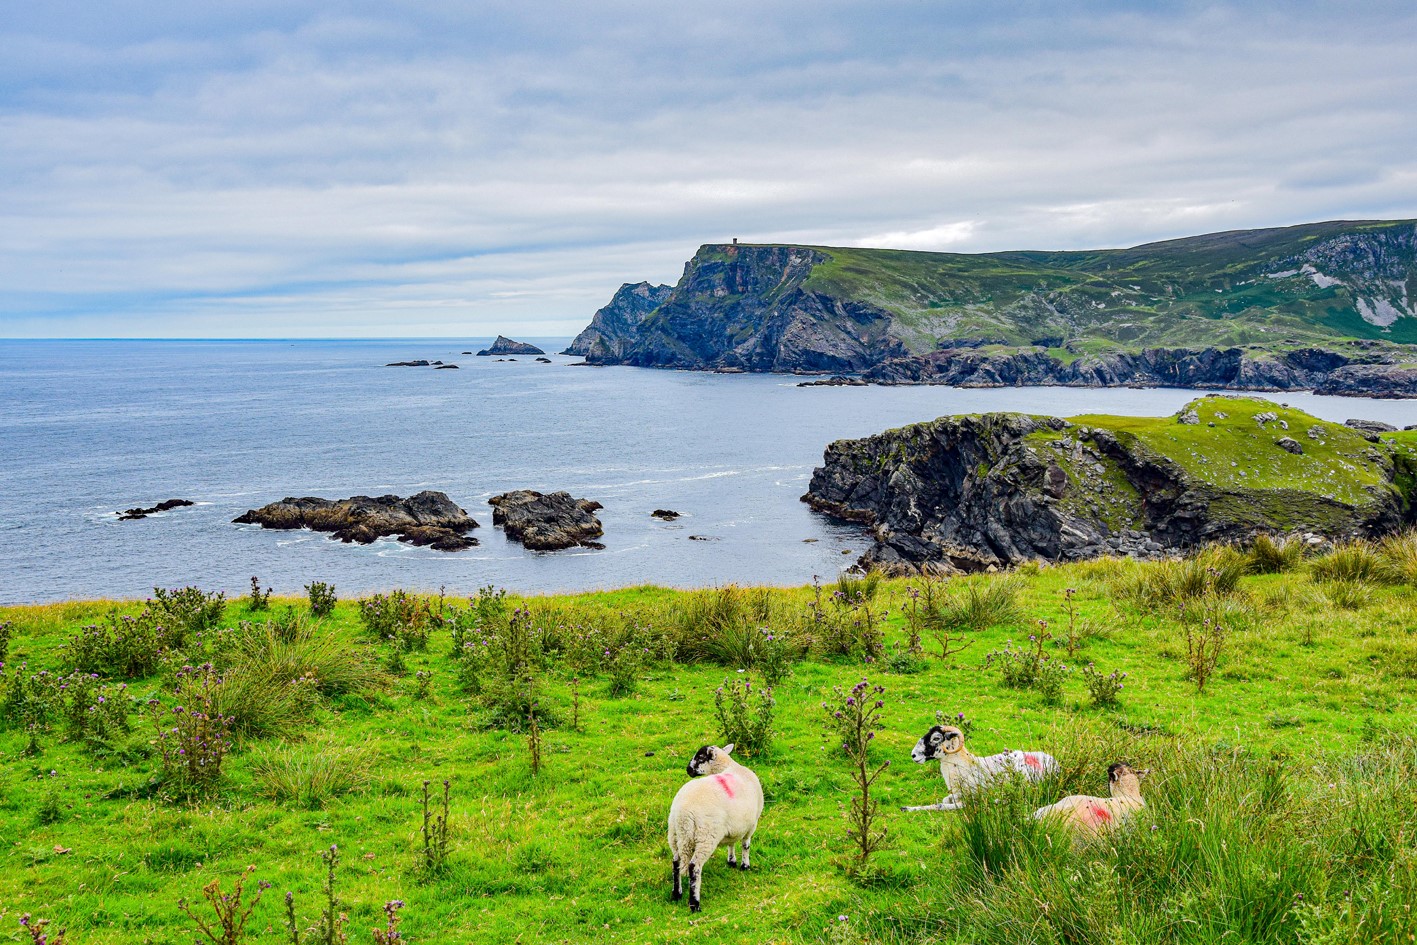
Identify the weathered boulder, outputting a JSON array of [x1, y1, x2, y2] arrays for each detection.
[[488, 490, 604, 550], [1345, 418, 1398, 433], [803, 397, 1411, 574], [119, 499, 194, 521], [1276, 437, 1304, 454], [477, 336, 546, 356], [233, 491, 479, 551]]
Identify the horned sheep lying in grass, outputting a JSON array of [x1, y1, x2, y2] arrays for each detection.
[[902, 724, 1060, 812], [667, 743, 764, 913], [1032, 762, 1146, 838]]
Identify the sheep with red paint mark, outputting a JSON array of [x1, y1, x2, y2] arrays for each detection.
[[667, 743, 764, 912], [1032, 762, 1146, 838], [902, 724, 1059, 812]]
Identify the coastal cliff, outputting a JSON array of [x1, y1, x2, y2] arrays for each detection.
[[570, 220, 1417, 395], [802, 396, 1417, 573]]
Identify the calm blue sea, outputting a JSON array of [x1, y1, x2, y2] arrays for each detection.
[[1, 339, 1413, 604]]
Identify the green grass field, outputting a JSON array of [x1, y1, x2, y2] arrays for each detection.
[[4, 540, 1417, 944]]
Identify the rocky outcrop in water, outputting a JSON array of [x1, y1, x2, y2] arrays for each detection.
[[119, 499, 194, 521], [802, 397, 1413, 574], [488, 490, 605, 550], [234, 491, 479, 551], [478, 336, 546, 356]]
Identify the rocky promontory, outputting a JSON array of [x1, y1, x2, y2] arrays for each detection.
[[565, 220, 1417, 396], [234, 491, 479, 551], [803, 396, 1417, 574], [488, 490, 604, 550], [477, 336, 546, 356]]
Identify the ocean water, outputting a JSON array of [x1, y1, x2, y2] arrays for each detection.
[[1, 339, 1413, 604]]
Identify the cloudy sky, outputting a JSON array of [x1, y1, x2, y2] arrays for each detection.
[[3, 1, 1416, 338]]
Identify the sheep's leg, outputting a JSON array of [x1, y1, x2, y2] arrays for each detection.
[[688, 861, 703, 913], [726, 842, 737, 868], [740, 833, 752, 870], [671, 856, 683, 901], [901, 794, 963, 812]]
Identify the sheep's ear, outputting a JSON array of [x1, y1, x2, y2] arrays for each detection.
[[722, 743, 735, 756]]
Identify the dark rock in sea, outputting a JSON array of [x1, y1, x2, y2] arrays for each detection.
[[119, 498, 194, 521], [798, 375, 868, 387], [535, 357, 552, 363], [434, 364, 459, 369], [688, 535, 719, 541], [233, 491, 479, 551], [386, 360, 430, 367], [651, 509, 681, 520], [477, 335, 546, 356], [488, 490, 604, 550], [802, 396, 1411, 575], [461, 351, 473, 354]]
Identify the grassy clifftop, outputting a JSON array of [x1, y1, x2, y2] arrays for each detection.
[[799, 219, 1417, 352]]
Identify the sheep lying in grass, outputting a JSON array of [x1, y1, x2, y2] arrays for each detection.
[[902, 724, 1059, 812], [1032, 762, 1146, 838], [667, 743, 764, 913]]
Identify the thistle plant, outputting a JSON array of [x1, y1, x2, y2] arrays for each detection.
[[19, 914, 66, 945], [248, 576, 272, 612], [156, 663, 234, 795], [421, 779, 451, 876], [821, 678, 890, 873], [1185, 619, 1226, 694], [305, 582, 336, 619], [714, 675, 776, 755], [177, 865, 269, 945], [372, 901, 405, 945]]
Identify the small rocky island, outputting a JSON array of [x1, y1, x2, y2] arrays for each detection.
[[477, 336, 546, 356], [234, 491, 479, 551], [118, 498, 194, 520], [488, 490, 604, 550], [803, 396, 1417, 574]]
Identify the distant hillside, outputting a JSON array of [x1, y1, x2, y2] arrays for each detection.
[[565, 220, 1417, 396]]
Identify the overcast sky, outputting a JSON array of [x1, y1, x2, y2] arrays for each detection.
[[3, 1, 1416, 338]]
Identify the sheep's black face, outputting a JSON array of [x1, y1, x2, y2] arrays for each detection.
[[687, 746, 717, 777], [911, 725, 958, 763]]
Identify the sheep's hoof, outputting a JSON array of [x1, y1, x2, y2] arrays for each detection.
[[690, 900, 701, 913], [739, 863, 750, 871], [671, 890, 682, 901]]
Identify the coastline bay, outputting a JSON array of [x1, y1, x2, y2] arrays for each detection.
[[1, 338, 1413, 604]]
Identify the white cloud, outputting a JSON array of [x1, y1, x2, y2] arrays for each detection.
[[1, 2, 1416, 335]]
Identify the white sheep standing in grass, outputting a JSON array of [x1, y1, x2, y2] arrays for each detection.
[[901, 724, 1060, 811], [667, 743, 764, 912], [1032, 762, 1146, 838]]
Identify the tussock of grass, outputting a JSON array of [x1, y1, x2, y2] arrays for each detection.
[[1311, 539, 1398, 585], [249, 739, 374, 808], [1246, 533, 1308, 574]]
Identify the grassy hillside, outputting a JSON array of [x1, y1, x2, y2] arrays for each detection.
[[795, 219, 1417, 353], [4, 538, 1417, 944]]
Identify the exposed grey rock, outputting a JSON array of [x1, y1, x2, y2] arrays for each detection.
[[1177, 409, 1200, 425], [799, 375, 868, 387], [234, 491, 479, 550], [1346, 419, 1398, 433], [562, 282, 674, 359], [1307, 425, 1325, 439], [386, 360, 430, 367], [434, 364, 459, 369], [488, 490, 603, 550], [1276, 437, 1304, 454]]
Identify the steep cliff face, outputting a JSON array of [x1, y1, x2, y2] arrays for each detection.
[[587, 245, 906, 371], [803, 397, 1413, 573], [562, 282, 673, 359], [568, 221, 1417, 394]]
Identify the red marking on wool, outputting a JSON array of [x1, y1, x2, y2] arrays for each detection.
[[1024, 753, 1042, 769], [1089, 804, 1112, 823], [715, 775, 736, 798]]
